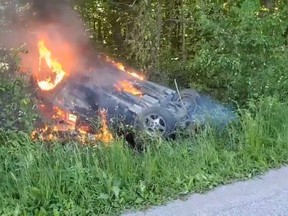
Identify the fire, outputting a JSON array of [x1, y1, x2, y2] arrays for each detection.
[[31, 125, 55, 141], [31, 106, 77, 141], [105, 56, 145, 80], [129, 72, 144, 80], [31, 107, 113, 144], [29, 40, 141, 145], [52, 106, 77, 127], [53, 106, 68, 120], [37, 40, 66, 91], [115, 80, 142, 96], [95, 109, 114, 143]]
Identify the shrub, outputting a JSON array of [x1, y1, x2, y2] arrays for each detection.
[[190, 0, 288, 102], [0, 49, 37, 133]]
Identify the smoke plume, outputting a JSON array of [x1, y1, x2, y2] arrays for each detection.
[[0, 0, 117, 83]]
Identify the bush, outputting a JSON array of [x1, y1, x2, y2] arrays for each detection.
[[155, 0, 288, 103], [76, 0, 288, 103], [0, 49, 37, 133], [190, 1, 288, 102]]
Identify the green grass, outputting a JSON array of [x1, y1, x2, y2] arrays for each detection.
[[0, 97, 288, 215]]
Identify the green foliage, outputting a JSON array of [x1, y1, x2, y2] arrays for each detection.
[[1, 97, 288, 215], [191, 0, 288, 101], [74, 0, 135, 57], [75, 0, 288, 103], [0, 50, 37, 133]]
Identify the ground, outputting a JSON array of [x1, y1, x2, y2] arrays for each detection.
[[123, 166, 288, 216]]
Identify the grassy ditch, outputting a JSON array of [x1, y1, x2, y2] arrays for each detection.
[[0, 97, 288, 215]]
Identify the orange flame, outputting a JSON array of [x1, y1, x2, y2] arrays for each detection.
[[31, 107, 114, 144], [52, 106, 77, 126], [95, 109, 114, 143], [37, 40, 66, 91], [105, 56, 145, 80], [31, 106, 77, 141], [52, 106, 67, 120], [115, 80, 142, 96]]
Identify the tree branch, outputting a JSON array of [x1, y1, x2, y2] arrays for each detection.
[[110, 0, 137, 9]]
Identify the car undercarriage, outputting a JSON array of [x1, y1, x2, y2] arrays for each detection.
[[34, 63, 235, 142]]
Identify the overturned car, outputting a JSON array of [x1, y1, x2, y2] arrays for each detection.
[[33, 58, 235, 141]]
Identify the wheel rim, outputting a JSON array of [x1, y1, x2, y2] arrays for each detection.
[[143, 113, 167, 136], [177, 96, 197, 113]]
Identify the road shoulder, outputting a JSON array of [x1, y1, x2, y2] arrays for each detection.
[[123, 166, 288, 216]]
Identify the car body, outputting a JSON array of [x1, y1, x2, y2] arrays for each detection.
[[34, 61, 235, 139]]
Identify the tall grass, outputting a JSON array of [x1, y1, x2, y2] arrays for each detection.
[[0, 97, 288, 215]]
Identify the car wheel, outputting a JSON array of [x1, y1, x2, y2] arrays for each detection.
[[174, 89, 200, 113], [135, 106, 177, 138]]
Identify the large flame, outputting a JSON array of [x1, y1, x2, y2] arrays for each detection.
[[37, 40, 66, 91], [31, 40, 142, 144], [115, 80, 142, 96]]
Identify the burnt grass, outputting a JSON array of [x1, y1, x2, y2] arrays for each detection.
[[0, 97, 288, 215]]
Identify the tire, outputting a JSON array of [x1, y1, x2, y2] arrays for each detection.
[[135, 106, 177, 138], [173, 89, 200, 113], [180, 88, 200, 98]]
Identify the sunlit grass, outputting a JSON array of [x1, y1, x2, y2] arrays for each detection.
[[0, 97, 288, 215]]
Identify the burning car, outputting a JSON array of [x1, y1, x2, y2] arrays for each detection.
[[31, 40, 234, 143], [1, 1, 235, 144], [37, 72, 200, 137], [33, 41, 199, 139]]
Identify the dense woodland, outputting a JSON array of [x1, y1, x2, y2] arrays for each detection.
[[73, 0, 288, 103], [1, 0, 288, 103]]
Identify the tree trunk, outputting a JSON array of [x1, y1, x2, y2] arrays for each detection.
[[154, 0, 163, 69], [181, 0, 187, 62], [97, 18, 103, 42]]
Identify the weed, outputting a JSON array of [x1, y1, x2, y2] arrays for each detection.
[[0, 97, 288, 215]]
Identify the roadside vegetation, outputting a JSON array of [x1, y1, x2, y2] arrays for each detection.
[[0, 0, 288, 215], [1, 96, 288, 215]]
